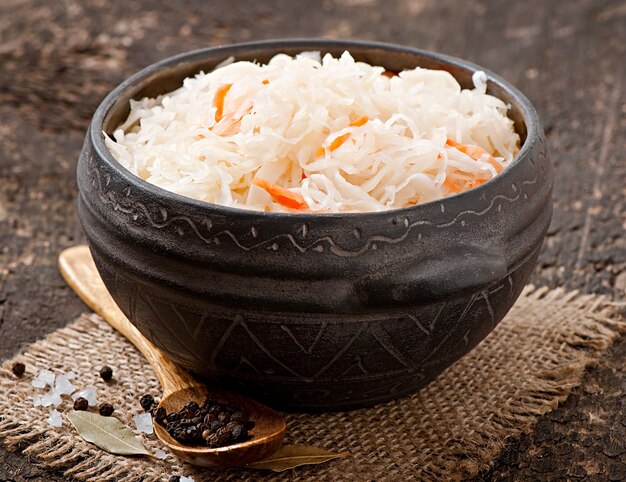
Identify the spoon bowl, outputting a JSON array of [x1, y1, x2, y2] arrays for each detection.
[[58, 245, 286, 467], [154, 386, 285, 467]]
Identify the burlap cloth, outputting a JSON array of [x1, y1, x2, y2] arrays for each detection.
[[0, 286, 624, 481]]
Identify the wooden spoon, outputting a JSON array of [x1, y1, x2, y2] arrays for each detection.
[[58, 245, 286, 468]]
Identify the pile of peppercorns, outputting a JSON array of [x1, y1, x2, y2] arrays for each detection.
[[146, 396, 254, 448]]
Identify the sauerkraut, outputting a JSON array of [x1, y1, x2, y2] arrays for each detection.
[[105, 51, 520, 212]]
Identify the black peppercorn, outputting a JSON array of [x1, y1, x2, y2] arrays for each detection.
[[154, 406, 166, 422], [99, 366, 113, 381], [73, 397, 89, 411], [231, 423, 243, 439], [166, 412, 180, 422], [206, 433, 220, 447], [99, 403, 114, 416], [187, 426, 201, 439], [140, 394, 155, 411], [11, 362, 26, 377], [231, 410, 248, 422], [225, 421, 237, 431]]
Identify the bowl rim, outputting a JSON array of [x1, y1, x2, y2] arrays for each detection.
[[89, 38, 542, 221]]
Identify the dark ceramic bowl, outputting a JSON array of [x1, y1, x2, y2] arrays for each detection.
[[77, 39, 552, 411]]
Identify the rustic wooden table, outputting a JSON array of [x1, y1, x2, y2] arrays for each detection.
[[1, 0, 624, 480]]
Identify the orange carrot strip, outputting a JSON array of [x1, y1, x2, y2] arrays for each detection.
[[350, 115, 369, 127], [328, 132, 351, 152], [316, 116, 369, 157], [213, 84, 233, 122], [443, 178, 462, 193], [446, 138, 503, 174], [457, 145, 503, 174], [382, 70, 397, 78], [252, 178, 307, 210], [488, 158, 504, 174], [469, 178, 488, 188], [213, 104, 254, 137], [315, 133, 350, 157]]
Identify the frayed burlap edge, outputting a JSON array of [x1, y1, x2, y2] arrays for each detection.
[[406, 286, 626, 480], [0, 285, 624, 482]]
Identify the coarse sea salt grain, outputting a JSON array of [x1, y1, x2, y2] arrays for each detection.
[[32, 369, 55, 389], [54, 373, 75, 396], [38, 369, 55, 386], [72, 386, 97, 406], [40, 389, 63, 408], [31, 379, 47, 389], [32, 370, 77, 408], [154, 449, 167, 460], [47, 409, 63, 427], [133, 412, 154, 434]]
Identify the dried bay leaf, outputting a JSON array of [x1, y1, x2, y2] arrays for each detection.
[[247, 444, 348, 472], [67, 410, 150, 456]]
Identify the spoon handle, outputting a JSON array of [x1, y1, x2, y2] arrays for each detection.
[[59, 245, 199, 398]]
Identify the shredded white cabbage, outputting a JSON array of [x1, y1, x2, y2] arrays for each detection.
[[105, 51, 520, 212]]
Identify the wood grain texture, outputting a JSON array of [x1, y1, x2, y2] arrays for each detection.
[[58, 246, 199, 398], [0, 0, 624, 479]]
